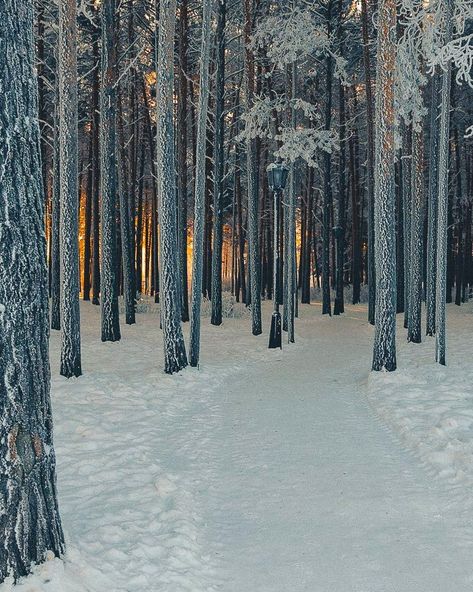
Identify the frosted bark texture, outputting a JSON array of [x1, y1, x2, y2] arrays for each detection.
[[372, 0, 397, 372], [189, 0, 213, 367], [0, 0, 65, 581], [59, 0, 82, 377], [435, 0, 453, 366], [100, 0, 121, 342], [156, 0, 188, 374], [407, 125, 424, 344]]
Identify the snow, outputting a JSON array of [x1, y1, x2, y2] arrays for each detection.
[[3, 299, 473, 591], [368, 304, 473, 493]]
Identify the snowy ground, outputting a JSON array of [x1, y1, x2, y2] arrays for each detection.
[[3, 299, 473, 591]]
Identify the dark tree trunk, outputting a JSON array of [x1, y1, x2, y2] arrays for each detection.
[[361, 0, 376, 325], [100, 0, 121, 342], [156, 0, 188, 373], [334, 0, 346, 316], [91, 28, 101, 306], [59, 0, 82, 377], [243, 0, 262, 335], [0, 1, 65, 580], [83, 128, 93, 301], [322, 0, 334, 316], [177, 0, 190, 321], [50, 114, 61, 330], [211, 0, 226, 326], [117, 91, 136, 325]]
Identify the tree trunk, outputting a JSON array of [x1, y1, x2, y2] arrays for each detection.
[[59, 0, 82, 377], [50, 112, 61, 330], [100, 0, 121, 342], [334, 0, 346, 316], [117, 91, 136, 325], [322, 0, 334, 316], [361, 0, 376, 325], [407, 123, 424, 343], [91, 28, 101, 306], [371, 0, 397, 372], [177, 0, 190, 322], [243, 0, 262, 335], [0, 1, 65, 580], [211, 0, 226, 327], [189, 0, 213, 366], [426, 71, 440, 335], [435, 0, 453, 366], [156, 0, 188, 373]]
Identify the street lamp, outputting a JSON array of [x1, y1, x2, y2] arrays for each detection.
[[267, 162, 289, 349]]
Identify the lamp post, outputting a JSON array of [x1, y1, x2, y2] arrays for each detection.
[[267, 162, 289, 349]]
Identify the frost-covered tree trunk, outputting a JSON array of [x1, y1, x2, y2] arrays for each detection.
[[287, 165, 296, 342], [401, 123, 412, 329], [83, 130, 93, 301], [286, 62, 297, 343], [91, 29, 101, 306], [50, 115, 61, 331], [334, 0, 346, 316], [117, 91, 136, 326], [426, 71, 440, 336], [322, 0, 334, 316], [243, 0, 262, 335], [211, 0, 226, 327], [59, 0, 81, 377], [0, 0, 65, 580], [177, 0, 190, 322], [360, 0, 375, 325], [435, 0, 454, 366], [156, 0, 188, 374], [407, 124, 424, 343], [100, 0, 121, 342], [371, 0, 397, 372], [189, 0, 213, 366]]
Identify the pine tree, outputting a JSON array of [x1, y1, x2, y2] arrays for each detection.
[[243, 0, 262, 336], [117, 91, 136, 326], [435, 0, 454, 366], [211, 0, 227, 327], [425, 71, 440, 336], [360, 0, 376, 325], [50, 115, 61, 331], [59, 0, 82, 377], [100, 0, 121, 342], [177, 0, 190, 322], [0, 0, 65, 580], [372, 0, 397, 372], [156, 0, 188, 374], [190, 0, 213, 366], [407, 123, 424, 343]]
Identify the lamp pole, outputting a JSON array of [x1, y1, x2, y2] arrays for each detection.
[[270, 185, 282, 348], [267, 162, 288, 349]]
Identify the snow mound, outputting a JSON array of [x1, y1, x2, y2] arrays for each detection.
[[367, 304, 473, 498]]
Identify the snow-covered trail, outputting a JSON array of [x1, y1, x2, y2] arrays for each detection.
[[203, 306, 473, 592], [6, 301, 473, 592]]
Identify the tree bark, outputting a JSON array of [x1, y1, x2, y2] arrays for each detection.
[[156, 0, 188, 373], [435, 0, 453, 366], [100, 0, 121, 342], [372, 0, 397, 372], [0, 1, 65, 580], [211, 0, 227, 327], [190, 0, 213, 366], [59, 0, 82, 377]]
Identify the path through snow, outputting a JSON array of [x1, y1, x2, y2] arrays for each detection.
[[4, 301, 473, 592]]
